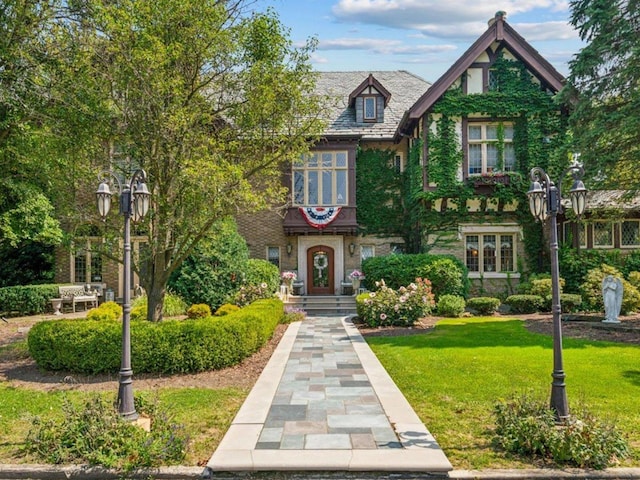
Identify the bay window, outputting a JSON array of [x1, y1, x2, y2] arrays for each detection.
[[293, 151, 348, 206], [465, 233, 516, 274]]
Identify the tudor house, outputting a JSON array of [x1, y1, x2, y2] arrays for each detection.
[[236, 11, 569, 296]]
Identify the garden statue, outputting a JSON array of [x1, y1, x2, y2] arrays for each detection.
[[602, 275, 623, 324]]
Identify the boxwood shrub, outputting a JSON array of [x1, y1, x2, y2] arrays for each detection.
[[504, 294, 545, 314], [0, 284, 60, 315], [28, 298, 283, 374], [466, 297, 501, 315]]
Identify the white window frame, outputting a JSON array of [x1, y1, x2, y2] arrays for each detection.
[[460, 225, 521, 278], [267, 246, 280, 268], [393, 153, 404, 173], [621, 220, 640, 248], [467, 122, 515, 175], [293, 151, 348, 206], [363, 96, 377, 121], [360, 245, 375, 262], [592, 221, 614, 248]]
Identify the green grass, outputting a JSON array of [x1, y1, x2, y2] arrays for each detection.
[[0, 385, 247, 465], [367, 316, 640, 469]]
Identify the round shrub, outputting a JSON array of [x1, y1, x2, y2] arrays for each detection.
[[466, 297, 501, 316], [437, 294, 466, 317], [559, 293, 582, 313], [243, 259, 280, 295], [504, 294, 545, 314], [130, 292, 188, 321], [580, 264, 640, 314], [186, 303, 211, 319], [419, 258, 467, 299], [228, 283, 274, 307], [214, 303, 240, 316], [28, 298, 284, 374], [628, 271, 640, 289], [86, 301, 122, 321]]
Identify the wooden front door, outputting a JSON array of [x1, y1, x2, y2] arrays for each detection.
[[307, 245, 334, 295]]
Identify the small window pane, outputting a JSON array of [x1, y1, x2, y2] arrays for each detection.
[[364, 97, 376, 119], [504, 144, 515, 171], [322, 170, 332, 204], [504, 125, 514, 139], [622, 221, 640, 246], [294, 171, 305, 204], [466, 236, 479, 272], [267, 246, 280, 267], [335, 152, 347, 167], [361, 245, 375, 261], [74, 250, 87, 283], [500, 235, 514, 272], [486, 125, 498, 139], [90, 252, 103, 282], [336, 170, 347, 205], [322, 152, 333, 168], [594, 222, 613, 246], [307, 154, 318, 168], [483, 235, 496, 272], [468, 125, 482, 140], [308, 171, 318, 204], [486, 145, 498, 172], [469, 145, 482, 174]]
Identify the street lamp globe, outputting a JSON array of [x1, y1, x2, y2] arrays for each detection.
[[527, 180, 545, 219], [569, 179, 587, 217], [96, 181, 112, 219], [133, 181, 151, 220]]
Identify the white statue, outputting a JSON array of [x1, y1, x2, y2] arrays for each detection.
[[602, 275, 623, 324]]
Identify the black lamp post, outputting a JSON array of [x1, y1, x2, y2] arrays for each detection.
[[96, 169, 151, 420], [526, 160, 587, 421]]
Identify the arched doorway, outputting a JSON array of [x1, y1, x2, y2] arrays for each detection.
[[307, 245, 334, 295]]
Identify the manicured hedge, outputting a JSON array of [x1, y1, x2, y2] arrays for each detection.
[[0, 284, 60, 315], [28, 298, 283, 374], [504, 294, 545, 314]]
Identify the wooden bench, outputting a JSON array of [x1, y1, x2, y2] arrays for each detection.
[[58, 285, 98, 313]]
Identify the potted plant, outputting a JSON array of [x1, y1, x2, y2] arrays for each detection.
[[349, 269, 365, 293], [281, 271, 297, 294]]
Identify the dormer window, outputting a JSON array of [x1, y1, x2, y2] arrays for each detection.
[[364, 96, 377, 121]]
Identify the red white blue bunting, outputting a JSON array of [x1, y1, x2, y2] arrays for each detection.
[[299, 207, 341, 229]]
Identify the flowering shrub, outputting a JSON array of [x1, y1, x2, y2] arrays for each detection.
[[283, 306, 306, 323], [356, 278, 435, 327], [230, 282, 273, 307], [349, 269, 365, 280], [281, 271, 297, 281]]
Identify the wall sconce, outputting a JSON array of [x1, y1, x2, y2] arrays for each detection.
[[286, 243, 292, 256], [349, 242, 356, 256]]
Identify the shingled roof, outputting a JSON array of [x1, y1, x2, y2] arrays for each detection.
[[314, 71, 431, 140]]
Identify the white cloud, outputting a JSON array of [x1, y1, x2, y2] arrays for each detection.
[[510, 21, 578, 41], [317, 37, 457, 56], [331, 0, 572, 41]]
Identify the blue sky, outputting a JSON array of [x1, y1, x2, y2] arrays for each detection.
[[260, 0, 583, 82]]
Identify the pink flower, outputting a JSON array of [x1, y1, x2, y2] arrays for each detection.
[[380, 313, 387, 320]]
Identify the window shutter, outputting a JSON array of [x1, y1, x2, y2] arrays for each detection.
[[355, 97, 364, 123], [376, 96, 384, 122]]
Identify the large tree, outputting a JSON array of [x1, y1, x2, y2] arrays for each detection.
[[51, 0, 324, 320], [0, 1, 63, 248], [566, 0, 640, 188]]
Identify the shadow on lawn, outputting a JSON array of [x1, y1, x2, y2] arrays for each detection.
[[365, 319, 640, 351]]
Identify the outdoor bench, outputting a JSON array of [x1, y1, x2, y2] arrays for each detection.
[[57, 285, 98, 313]]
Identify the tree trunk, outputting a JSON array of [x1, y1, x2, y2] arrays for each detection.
[[146, 282, 165, 322]]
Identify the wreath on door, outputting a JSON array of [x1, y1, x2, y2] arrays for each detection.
[[313, 252, 328, 278]]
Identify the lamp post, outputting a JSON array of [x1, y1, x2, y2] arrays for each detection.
[[96, 169, 151, 420], [526, 160, 587, 421]]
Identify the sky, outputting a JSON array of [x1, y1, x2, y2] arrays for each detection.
[[259, 0, 584, 82]]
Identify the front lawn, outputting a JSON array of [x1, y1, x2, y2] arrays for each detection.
[[367, 316, 640, 469]]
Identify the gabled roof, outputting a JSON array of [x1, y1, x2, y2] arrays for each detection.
[[314, 71, 430, 140], [405, 12, 565, 122], [347, 73, 392, 107]]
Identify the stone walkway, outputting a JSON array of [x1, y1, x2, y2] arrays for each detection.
[[205, 316, 452, 474]]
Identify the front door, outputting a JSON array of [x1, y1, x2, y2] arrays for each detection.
[[307, 245, 334, 295]]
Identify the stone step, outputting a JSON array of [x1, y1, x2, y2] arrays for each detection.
[[285, 295, 357, 315]]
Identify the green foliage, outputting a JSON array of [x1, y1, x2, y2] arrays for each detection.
[[495, 393, 630, 469], [436, 294, 466, 317], [579, 265, 640, 314], [0, 241, 55, 287], [228, 283, 274, 307], [168, 218, 250, 311], [214, 303, 241, 316], [560, 294, 583, 313], [362, 253, 469, 298], [356, 278, 435, 327], [466, 296, 501, 315], [565, 0, 640, 190], [86, 301, 122, 321], [504, 294, 545, 314], [628, 271, 640, 290], [243, 259, 280, 295], [25, 395, 188, 471], [0, 283, 59, 315], [186, 303, 211, 319], [283, 306, 306, 323], [28, 299, 283, 374], [130, 292, 188, 321]]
